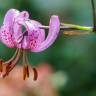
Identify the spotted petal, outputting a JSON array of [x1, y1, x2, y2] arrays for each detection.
[[31, 15, 60, 52], [13, 19, 45, 50], [25, 20, 45, 51], [15, 11, 29, 22], [3, 9, 20, 25], [0, 9, 20, 48]]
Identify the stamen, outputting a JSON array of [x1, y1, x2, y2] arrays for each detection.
[[0, 59, 3, 72], [3, 49, 22, 78], [24, 52, 30, 78], [26, 65, 29, 78], [22, 50, 29, 80], [2, 48, 38, 80], [23, 65, 27, 80], [32, 68, 38, 81], [5, 62, 12, 76], [24, 51, 38, 81], [3, 48, 19, 64], [23, 65, 29, 80], [22, 50, 38, 80]]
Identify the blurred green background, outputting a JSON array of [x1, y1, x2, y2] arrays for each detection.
[[0, 0, 96, 96]]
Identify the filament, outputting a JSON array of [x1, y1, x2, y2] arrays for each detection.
[[3, 48, 19, 64], [3, 49, 22, 77], [22, 50, 38, 80], [22, 50, 29, 80], [25, 54, 38, 81]]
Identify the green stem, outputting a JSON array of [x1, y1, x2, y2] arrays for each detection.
[[61, 23, 93, 32]]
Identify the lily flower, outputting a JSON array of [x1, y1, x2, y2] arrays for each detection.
[[0, 9, 60, 80]]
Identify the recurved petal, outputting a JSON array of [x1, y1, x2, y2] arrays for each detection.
[[0, 9, 20, 48], [0, 25, 15, 48], [12, 19, 28, 48], [24, 20, 45, 52], [30, 20, 45, 42], [17, 20, 45, 51], [3, 9, 20, 26], [15, 11, 29, 22], [32, 15, 60, 52]]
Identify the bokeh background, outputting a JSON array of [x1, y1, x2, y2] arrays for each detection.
[[0, 0, 96, 96]]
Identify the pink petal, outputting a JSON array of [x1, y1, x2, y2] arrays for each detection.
[[22, 36, 29, 49], [12, 11, 29, 48], [3, 9, 20, 26], [0, 25, 15, 48], [0, 9, 20, 48], [12, 20, 29, 48], [15, 11, 29, 22], [31, 15, 60, 52], [30, 20, 45, 41], [14, 20, 45, 50], [24, 20, 45, 51]]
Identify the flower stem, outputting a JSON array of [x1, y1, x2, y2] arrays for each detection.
[[40, 23, 93, 32], [61, 23, 93, 32]]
